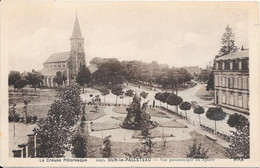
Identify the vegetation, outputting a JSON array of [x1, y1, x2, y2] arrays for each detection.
[[206, 107, 226, 134], [187, 141, 209, 158], [111, 85, 124, 105], [9, 70, 22, 86], [217, 25, 238, 57], [166, 93, 183, 112], [179, 101, 192, 119], [99, 89, 110, 103], [206, 72, 214, 91], [71, 126, 87, 158], [76, 65, 91, 93], [226, 124, 249, 159], [26, 69, 44, 91], [227, 113, 248, 128], [193, 105, 205, 124], [54, 71, 67, 88], [34, 86, 83, 157], [14, 78, 29, 90]]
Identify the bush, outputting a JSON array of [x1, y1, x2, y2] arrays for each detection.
[[20, 117, 25, 123], [26, 116, 32, 124], [33, 116, 38, 123], [8, 116, 14, 122], [187, 141, 209, 158], [71, 133, 87, 158]]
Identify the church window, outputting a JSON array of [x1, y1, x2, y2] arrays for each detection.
[[58, 63, 61, 68], [62, 63, 66, 68]]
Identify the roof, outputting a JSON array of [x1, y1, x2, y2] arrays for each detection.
[[70, 15, 83, 39], [41, 68, 67, 76], [44, 52, 71, 63], [215, 50, 249, 61]]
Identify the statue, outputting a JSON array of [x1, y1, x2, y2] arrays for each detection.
[[120, 94, 158, 130]]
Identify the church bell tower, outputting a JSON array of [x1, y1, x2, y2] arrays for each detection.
[[70, 14, 86, 77]]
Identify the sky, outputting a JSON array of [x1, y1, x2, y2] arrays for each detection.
[[5, 1, 249, 72]]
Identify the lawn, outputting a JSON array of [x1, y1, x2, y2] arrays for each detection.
[[87, 130, 227, 158], [85, 106, 107, 121], [159, 120, 188, 128], [12, 104, 51, 119], [112, 106, 171, 118], [91, 123, 119, 131], [132, 129, 173, 139]]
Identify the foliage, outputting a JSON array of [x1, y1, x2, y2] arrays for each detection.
[[125, 89, 134, 97], [218, 25, 238, 57], [111, 85, 124, 105], [206, 107, 226, 121], [227, 113, 249, 128], [206, 72, 214, 91], [53, 71, 67, 87], [14, 78, 29, 89], [166, 93, 183, 106], [34, 86, 83, 157], [26, 69, 44, 90], [194, 105, 205, 115], [100, 89, 110, 103], [226, 124, 249, 159], [71, 128, 87, 158], [179, 101, 192, 111], [198, 69, 211, 82], [101, 135, 112, 157], [9, 70, 21, 86], [76, 65, 91, 92], [140, 91, 148, 99], [187, 141, 209, 158], [9, 103, 20, 122]]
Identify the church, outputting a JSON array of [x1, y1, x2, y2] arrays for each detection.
[[41, 15, 86, 87]]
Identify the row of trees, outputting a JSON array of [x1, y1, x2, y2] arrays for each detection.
[[34, 85, 84, 157]]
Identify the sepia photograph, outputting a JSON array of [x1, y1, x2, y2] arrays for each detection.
[[0, 0, 259, 167]]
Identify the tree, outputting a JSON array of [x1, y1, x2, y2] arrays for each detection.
[[198, 69, 211, 82], [100, 89, 110, 103], [111, 85, 124, 105], [187, 141, 209, 158], [193, 105, 205, 125], [14, 78, 28, 90], [206, 107, 226, 134], [71, 129, 87, 158], [125, 89, 134, 104], [9, 70, 21, 86], [218, 25, 238, 57], [179, 101, 192, 120], [226, 124, 249, 159], [140, 91, 148, 100], [166, 93, 183, 113], [154, 92, 163, 106], [53, 71, 67, 88], [227, 113, 248, 129], [26, 70, 44, 91], [206, 72, 214, 91], [76, 65, 91, 93]]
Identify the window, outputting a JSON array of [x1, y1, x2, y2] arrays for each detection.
[[233, 60, 239, 70], [238, 94, 243, 108], [225, 61, 230, 70], [58, 63, 61, 68], [242, 59, 249, 70], [230, 92, 234, 106], [62, 63, 66, 68], [215, 76, 218, 86], [54, 63, 57, 68], [222, 77, 226, 87], [218, 61, 223, 70], [222, 91, 226, 104], [238, 60, 242, 70], [238, 77, 242, 89]]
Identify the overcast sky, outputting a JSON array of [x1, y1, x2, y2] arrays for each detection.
[[6, 1, 248, 71]]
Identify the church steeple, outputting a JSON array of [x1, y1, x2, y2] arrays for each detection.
[[70, 14, 83, 39]]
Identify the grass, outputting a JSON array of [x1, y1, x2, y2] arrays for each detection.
[[112, 106, 171, 118], [87, 130, 227, 158], [159, 120, 188, 128], [111, 116, 125, 121], [91, 123, 120, 131], [12, 104, 51, 119], [132, 129, 173, 139], [85, 106, 107, 121]]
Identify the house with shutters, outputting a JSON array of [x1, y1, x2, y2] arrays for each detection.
[[213, 47, 249, 114]]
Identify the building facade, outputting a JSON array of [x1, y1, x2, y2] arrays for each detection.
[[213, 49, 249, 114], [41, 15, 86, 87]]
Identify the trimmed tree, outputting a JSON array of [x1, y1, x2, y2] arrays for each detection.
[[179, 101, 192, 120], [100, 89, 110, 103], [166, 93, 183, 113], [140, 91, 148, 100], [206, 107, 226, 134], [111, 85, 124, 105], [154, 92, 163, 106], [125, 89, 134, 104], [53, 71, 67, 88], [227, 113, 249, 129], [76, 65, 91, 93], [193, 105, 205, 125], [14, 78, 28, 90]]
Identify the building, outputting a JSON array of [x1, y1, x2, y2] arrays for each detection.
[[41, 15, 86, 87], [183, 66, 201, 77], [213, 48, 249, 114]]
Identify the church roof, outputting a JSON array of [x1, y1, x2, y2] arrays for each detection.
[[70, 15, 83, 39], [44, 52, 71, 63], [215, 50, 249, 61], [41, 68, 67, 76]]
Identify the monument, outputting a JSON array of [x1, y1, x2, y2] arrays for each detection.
[[120, 94, 158, 130]]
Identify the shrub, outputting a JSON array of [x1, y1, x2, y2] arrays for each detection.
[[187, 141, 209, 158], [26, 116, 32, 124], [71, 133, 87, 158], [33, 116, 38, 123], [8, 116, 14, 122]]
